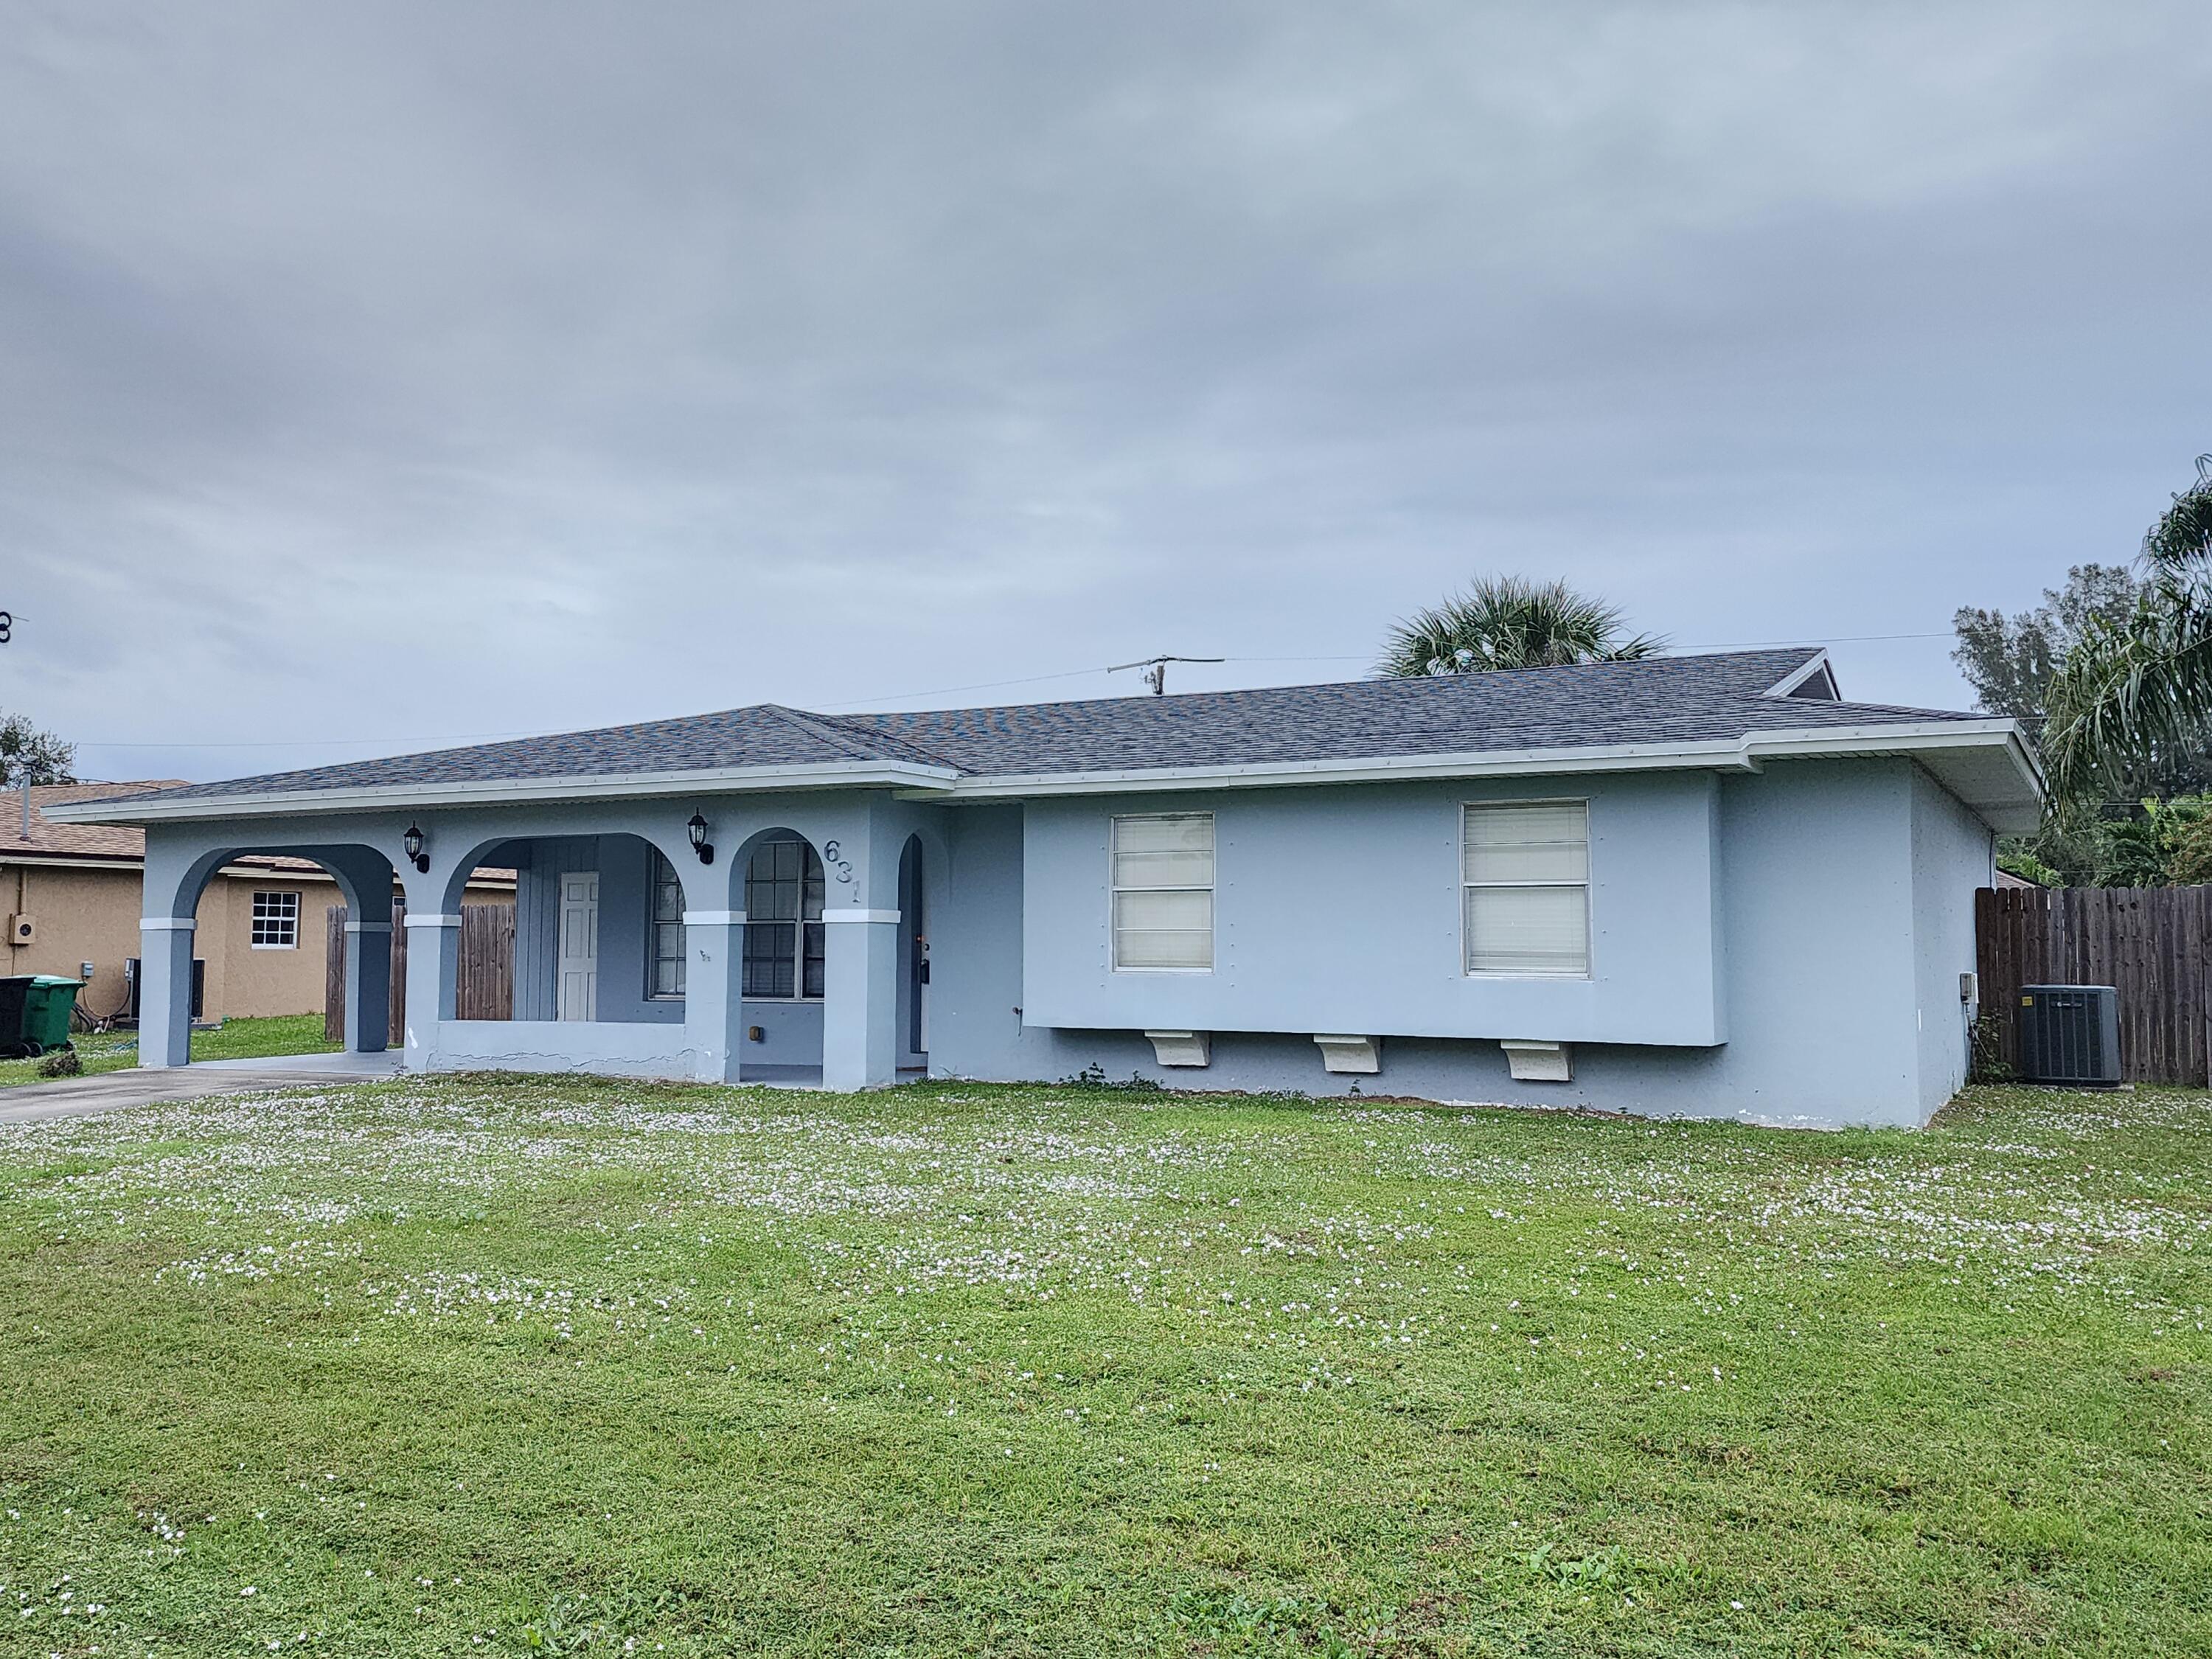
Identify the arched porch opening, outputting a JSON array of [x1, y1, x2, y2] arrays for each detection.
[[428, 830, 698, 1029], [138, 840, 400, 1068]]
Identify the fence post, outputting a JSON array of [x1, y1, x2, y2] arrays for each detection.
[[324, 906, 347, 1045]]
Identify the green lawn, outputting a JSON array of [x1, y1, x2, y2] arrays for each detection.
[[0, 1078, 2204, 1656], [0, 1012, 338, 1088]]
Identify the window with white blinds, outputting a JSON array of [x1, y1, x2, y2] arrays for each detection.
[[1462, 801, 1590, 976], [1110, 813, 1214, 970]]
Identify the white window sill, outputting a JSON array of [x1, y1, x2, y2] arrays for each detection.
[[250, 942, 298, 951]]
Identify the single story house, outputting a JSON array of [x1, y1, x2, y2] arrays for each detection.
[[5, 781, 512, 1026], [47, 649, 2039, 1127]]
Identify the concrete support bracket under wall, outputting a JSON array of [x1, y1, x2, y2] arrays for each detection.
[[1144, 1029, 1211, 1068], [1313, 1034, 1380, 1075], [1501, 1039, 1573, 1082]]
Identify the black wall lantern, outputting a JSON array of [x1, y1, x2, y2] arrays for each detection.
[[686, 812, 714, 865], [402, 823, 429, 874]]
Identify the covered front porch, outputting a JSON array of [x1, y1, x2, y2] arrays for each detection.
[[131, 790, 946, 1091]]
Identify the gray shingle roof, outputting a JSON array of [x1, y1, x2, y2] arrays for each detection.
[[85, 649, 1989, 807]]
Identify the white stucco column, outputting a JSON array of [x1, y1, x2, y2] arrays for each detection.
[[681, 911, 745, 1084], [400, 913, 460, 1071], [135, 917, 198, 1068], [821, 909, 900, 1091], [344, 917, 394, 1053]]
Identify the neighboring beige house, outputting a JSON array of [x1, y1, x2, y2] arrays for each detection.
[[3, 782, 512, 1025]]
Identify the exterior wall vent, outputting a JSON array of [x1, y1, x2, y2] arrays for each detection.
[[1502, 1039, 1573, 1082], [1313, 1034, 1380, 1074], [1144, 1030, 1211, 1068], [2017, 985, 2121, 1088]]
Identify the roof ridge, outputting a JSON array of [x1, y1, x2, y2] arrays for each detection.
[[752, 703, 888, 764], [807, 709, 967, 771]]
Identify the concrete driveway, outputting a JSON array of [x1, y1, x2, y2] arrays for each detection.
[[0, 1051, 403, 1127]]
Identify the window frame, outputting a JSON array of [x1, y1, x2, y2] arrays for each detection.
[[646, 847, 686, 1001], [1108, 811, 1216, 974], [249, 888, 301, 950], [1460, 798, 1593, 980], [742, 835, 827, 1002]]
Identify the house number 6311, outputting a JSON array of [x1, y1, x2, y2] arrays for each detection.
[[821, 841, 855, 886]]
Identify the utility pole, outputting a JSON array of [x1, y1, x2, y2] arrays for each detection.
[[1108, 654, 1224, 696]]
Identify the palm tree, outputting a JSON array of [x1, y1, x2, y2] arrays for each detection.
[[1377, 575, 1664, 677], [2045, 458, 2212, 800]]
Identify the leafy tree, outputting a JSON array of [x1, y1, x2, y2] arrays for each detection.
[[2094, 795, 2212, 887], [1951, 564, 2141, 720], [2164, 814, 2212, 885], [0, 712, 74, 787], [2045, 456, 2212, 800], [1377, 576, 1663, 677]]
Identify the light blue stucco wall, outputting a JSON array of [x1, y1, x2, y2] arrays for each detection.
[[927, 758, 1993, 1128], [1020, 774, 1724, 1045], [1912, 766, 1995, 1116]]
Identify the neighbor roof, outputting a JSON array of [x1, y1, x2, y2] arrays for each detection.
[[0, 782, 517, 883], [1, 781, 189, 860], [42, 649, 2042, 830]]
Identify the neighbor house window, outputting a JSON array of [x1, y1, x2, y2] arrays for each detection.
[[1463, 801, 1590, 976], [742, 837, 825, 999], [250, 890, 300, 949], [648, 848, 686, 999], [1110, 813, 1214, 970]]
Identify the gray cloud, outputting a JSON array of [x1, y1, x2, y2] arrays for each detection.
[[1, 1, 2208, 780]]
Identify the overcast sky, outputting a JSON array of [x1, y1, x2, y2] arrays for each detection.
[[4, 3, 2209, 784]]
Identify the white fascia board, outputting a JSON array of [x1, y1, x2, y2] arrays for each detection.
[[39, 759, 962, 826], [905, 719, 2038, 802], [910, 737, 1765, 800]]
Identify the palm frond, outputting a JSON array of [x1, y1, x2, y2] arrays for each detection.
[[2045, 569, 2212, 800], [2143, 454, 2212, 569], [1376, 576, 1663, 677]]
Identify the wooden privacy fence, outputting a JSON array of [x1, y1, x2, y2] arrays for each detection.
[[1975, 885, 2212, 1085], [324, 903, 515, 1046]]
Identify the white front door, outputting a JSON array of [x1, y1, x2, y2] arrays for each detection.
[[557, 872, 599, 1021]]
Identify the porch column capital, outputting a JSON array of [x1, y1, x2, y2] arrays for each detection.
[[681, 911, 746, 926], [821, 908, 900, 925], [402, 913, 463, 928], [139, 917, 196, 931]]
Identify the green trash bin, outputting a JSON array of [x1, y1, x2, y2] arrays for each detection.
[[21, 976, 84, 1057]]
